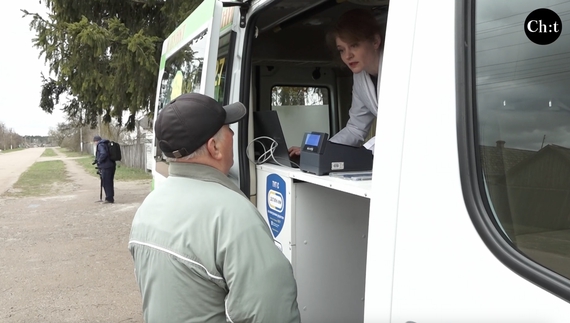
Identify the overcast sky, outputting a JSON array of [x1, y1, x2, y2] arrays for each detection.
[[475, 0, 570, 151], [0, 1, 65, 136]]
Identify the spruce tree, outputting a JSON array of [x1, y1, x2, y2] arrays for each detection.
[[24, 0, 201, 130]]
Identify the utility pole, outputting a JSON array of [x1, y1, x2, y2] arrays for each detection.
[[137, 119, 141, 145], [79, 110, 84, 153], [80, 127, 83, 152], [97, 114, 101, 136]]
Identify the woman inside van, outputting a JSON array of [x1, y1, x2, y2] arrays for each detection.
[[289, 8, 383, 156]]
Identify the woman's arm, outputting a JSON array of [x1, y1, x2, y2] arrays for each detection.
[[330, 81, 376, 146]]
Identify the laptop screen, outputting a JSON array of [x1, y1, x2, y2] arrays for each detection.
[[253, 110, 299, 168]]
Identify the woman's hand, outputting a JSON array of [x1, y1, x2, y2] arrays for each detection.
[[288, 146, 301, 157]]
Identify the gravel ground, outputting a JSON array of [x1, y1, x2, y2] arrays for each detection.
[[0, 148, 148, 322]]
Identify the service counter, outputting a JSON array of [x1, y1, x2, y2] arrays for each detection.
[[256, 164, 371, 323]]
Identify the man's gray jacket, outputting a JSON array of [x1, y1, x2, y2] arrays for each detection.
[[129, 163, 301, 323]]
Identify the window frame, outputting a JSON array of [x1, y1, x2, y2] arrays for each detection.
[[216, 31, 238, 106], [457, 0, 570, 302]]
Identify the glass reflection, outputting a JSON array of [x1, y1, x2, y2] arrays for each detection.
[[475, 0, 570, 279]]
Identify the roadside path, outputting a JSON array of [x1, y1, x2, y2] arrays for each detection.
[[0, 148, 45, 195], [0, 148, 147, 322]]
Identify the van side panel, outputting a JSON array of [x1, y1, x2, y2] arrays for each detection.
[[374, 1, 570, 322], [363, 0, 419, 321]]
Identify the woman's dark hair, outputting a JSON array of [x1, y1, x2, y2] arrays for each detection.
[[326, 9, 382, 50]]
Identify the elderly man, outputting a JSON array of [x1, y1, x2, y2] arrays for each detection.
[[93, 135, 116, 203], [128, 93, 300, 323]]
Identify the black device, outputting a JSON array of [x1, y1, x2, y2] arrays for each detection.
[[253, 110, 300, 168], [299, 132, 374, 175]]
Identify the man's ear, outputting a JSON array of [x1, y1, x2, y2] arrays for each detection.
[[206, 137, 222, 160]]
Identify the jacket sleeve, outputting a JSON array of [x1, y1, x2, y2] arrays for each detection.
[[330, 83, 376, 147], [96, 142, 109, 165], [218, 203, 301, 323]]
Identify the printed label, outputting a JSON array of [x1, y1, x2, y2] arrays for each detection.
[[266, 174, 286, 238]]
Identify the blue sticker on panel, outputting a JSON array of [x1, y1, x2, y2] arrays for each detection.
[[266, 174, 286, 238]]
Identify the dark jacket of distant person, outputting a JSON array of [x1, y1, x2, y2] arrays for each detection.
[[96, 139, 116, 169]]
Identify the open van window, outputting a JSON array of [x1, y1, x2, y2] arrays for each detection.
[[247, 4, 387, 186], [244, 3, 385, 321], [270, 86, 331, 149]]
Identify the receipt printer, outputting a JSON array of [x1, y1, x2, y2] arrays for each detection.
[[299, 132, 373, 175]]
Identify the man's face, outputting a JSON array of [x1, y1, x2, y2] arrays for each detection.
[[219, 125, 235, 174]]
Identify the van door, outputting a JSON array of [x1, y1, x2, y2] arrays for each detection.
[[366, 0, 570, 322]]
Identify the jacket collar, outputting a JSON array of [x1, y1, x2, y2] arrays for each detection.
[[168, 162, 246, 199]]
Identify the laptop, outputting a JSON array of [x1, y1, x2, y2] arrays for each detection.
[[253, 110, 300, 168]]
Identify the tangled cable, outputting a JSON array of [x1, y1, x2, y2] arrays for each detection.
[[246, 136, 300, 168]]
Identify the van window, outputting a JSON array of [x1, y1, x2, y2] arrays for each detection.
[[214, 33, 232, 104], [157, 31, 208, 113], [271, 86, 330, 148], [474, 1, 570, 279], [154, 28, 226, 174]]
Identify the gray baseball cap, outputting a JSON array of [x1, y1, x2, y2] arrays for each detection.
[[155, 93, 247, 158]]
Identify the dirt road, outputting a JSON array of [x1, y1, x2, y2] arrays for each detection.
[[0, 148, 147, 322], [0, 148, 45, 195]]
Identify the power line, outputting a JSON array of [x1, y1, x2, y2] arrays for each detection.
[[476, 17, 570, 41], [476, 51, 570, 69], [477, 11, 570, 35], [476, 72, 570, 93], [475, 33, 570, 53], [475, 0, 570, 25]]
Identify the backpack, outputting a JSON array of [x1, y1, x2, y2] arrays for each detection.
[[106, 141, 122, 161]]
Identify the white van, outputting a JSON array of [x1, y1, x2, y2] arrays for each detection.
[[151, 0, 570, 321]]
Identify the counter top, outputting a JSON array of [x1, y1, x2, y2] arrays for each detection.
[[256, 164, 372, 199]]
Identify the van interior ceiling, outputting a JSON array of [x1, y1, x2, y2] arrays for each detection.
[[252, 0, 389, 67]]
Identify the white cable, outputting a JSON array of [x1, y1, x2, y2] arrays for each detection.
[[246, 136, 299, 168]]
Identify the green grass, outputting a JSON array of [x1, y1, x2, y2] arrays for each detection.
[[58, 148, 90, 158], [40, 148, 58, 157], [0, 148, 25, 153], [4, 160, 70, 197], [74, 156, 152, 181]]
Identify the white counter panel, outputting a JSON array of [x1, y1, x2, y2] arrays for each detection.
[[256, 164, 372, 198]]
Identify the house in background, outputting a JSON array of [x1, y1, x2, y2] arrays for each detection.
[[122, 116, 153, 145], [480, 142, 570, 280], [479, 140, 536, 240], [136, 116, 154, 171], [480, 140, 536, 184], [108, 115, 154, 171], [481, 141, 570, 237], [505, 144, 570, 234]]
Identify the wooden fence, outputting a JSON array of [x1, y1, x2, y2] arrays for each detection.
[[121, 144, 147, 169], [86, 142, 148, 171]]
